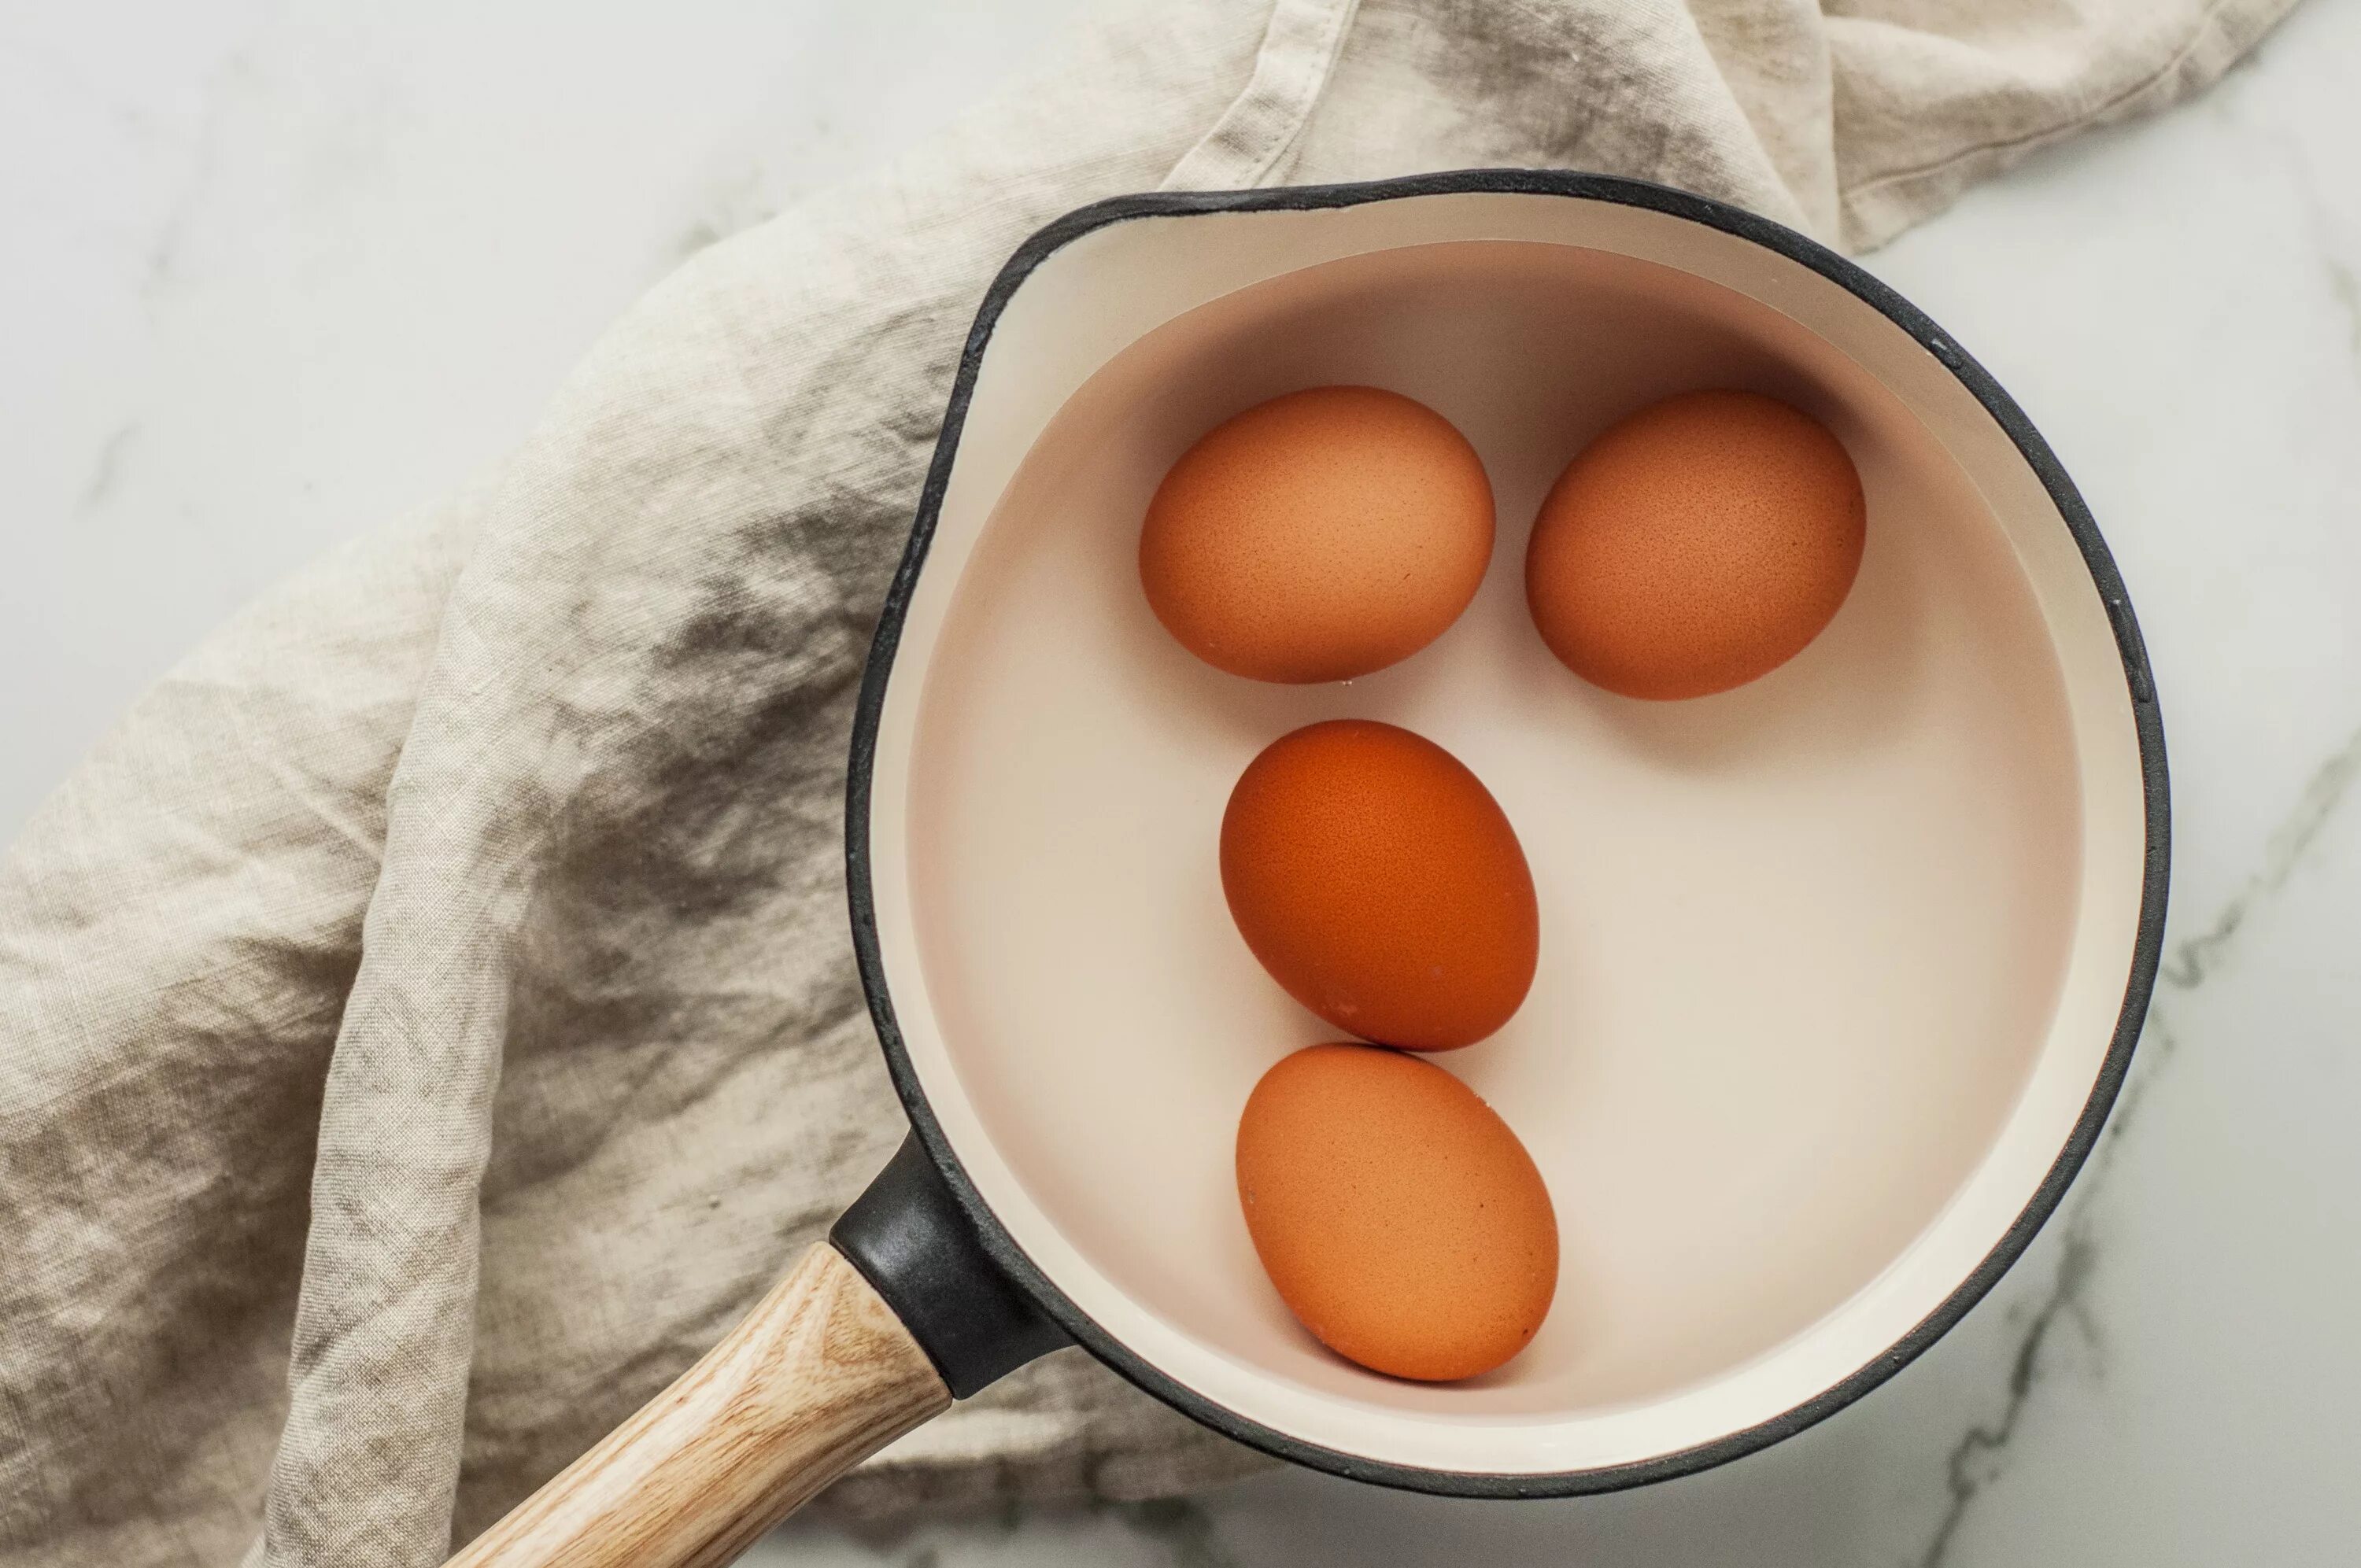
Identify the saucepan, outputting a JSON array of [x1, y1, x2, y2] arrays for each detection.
[[453, 170, 2168, 1566]]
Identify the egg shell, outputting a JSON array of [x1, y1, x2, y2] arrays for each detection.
[[1236, 1043, 1559, 1382], [1220, 719, 1539, 1050], [1524, 388, 1866, 700], [1139, 386, 1495, 683]]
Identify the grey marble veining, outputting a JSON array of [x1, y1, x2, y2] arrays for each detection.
[[5, 1, 2358, 1564]]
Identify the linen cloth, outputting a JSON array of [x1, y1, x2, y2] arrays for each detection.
[[0, 1, 2295, 1564]]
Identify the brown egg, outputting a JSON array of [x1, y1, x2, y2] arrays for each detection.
[[1525, 389, 1866, 699], [1236, 1043, 1558, 1381], [1140, 386, 1495, 683], [1221, 720, 1538, 1050]]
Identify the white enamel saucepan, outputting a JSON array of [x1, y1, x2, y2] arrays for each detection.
[[453, 172, 2167, 1566]]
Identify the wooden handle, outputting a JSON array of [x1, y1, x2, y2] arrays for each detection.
[[449, 1243, 951, 1568]]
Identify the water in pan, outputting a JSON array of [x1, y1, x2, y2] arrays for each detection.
[[908, 239, 2080, 1422]]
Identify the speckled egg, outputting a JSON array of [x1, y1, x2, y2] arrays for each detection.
[[1220, 719, 1538, 1051], [1236, 1042, 1558, 1381], [1525, 389, 1865, 699], [1140, 386, 1495, 683]]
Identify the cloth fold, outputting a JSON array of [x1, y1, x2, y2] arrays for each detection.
[[0, 2, 2294, 1565]]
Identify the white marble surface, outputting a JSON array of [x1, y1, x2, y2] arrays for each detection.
[[6, 2, 2359, 1564]]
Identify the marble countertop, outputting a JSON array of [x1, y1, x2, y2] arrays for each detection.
[[6, 2, 2358, 1565]]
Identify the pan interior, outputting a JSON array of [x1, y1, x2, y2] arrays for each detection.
[[874, 201, 2145, 1476]]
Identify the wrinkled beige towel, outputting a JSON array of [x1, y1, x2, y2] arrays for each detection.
[[0, 1, 2294, 1565]]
